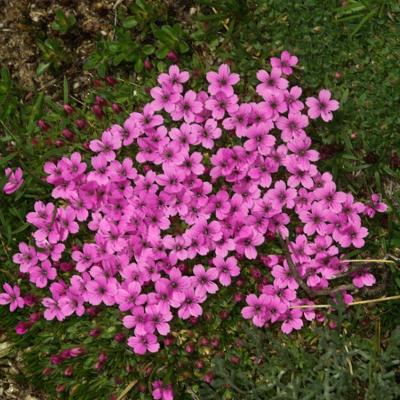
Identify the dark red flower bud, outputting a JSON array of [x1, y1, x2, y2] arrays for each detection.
[[163, 335, 174, 346], [42, 367, 54, 376], [166, 50, 179, 63], [60, 262, 73, 272], [95, 96, 107, 106], [75, 119, 87, 130], [114, 332, 125, 342], [210, 337, 220, 349], [144, 59, 153, 71], [195, 359, 204, 369], [89, 328, 101, 337], [50, 354, 63, 365], [92, 104, 105, 119], [62, 128, 75, 141], [230, 355, 240, 365], [64, 365, 73, 377], [55, 140, 64, 148], [56, 384, 66, 393], [203, 371, 214, 384], [37, 119, 50, 131], [63, 104, 74, 115], [219, 310, 229, 320], [112, 103, 123, 113], [105, 76, 117, 86], [93, 79, 102, 87], [199, 337, 209, 346], [185, 342, 195, 353]]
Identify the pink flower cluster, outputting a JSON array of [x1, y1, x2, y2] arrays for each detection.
[[1, 51, 387, 362]]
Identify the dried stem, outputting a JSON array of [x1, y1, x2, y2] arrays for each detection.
[[290, 294, 400, 309]]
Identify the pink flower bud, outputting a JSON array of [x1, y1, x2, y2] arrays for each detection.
[[60, 262, 73, 272], [56, 384, 66, 393], [63, 104, 74, 115], [62, 128, 75, 141], [89, 328, 101, 337], [64, 365, 73, 377], [37, 119, 50, 131], [112, 103, 123, 113], [185, 342, 195, 353], [166, 50, 179, 63], [95, 96, 107, 106], [92, 104, 105, 119], [114, 332, 125, 342], [144, 59, 153, 71], [75, 119, 87, 130], [105, 76, 117, 86]]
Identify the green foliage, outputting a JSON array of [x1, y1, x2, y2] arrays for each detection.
[[36, 38, 69, 76], [200, 322, 400, 399], [51, 9, 77, 35]]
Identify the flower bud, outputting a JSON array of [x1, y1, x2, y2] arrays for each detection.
[[63, 104, 74, 115], [37, 119, 50, 131], [195, 359, 204, 369], [114, 332, 125, 342], [62, 128, 75, 141], [166, 50, 179, 63], [64, 365, 73, 377], [105, 76, 117, 86], [92, 104, 105, 119], [112, 103, 123, 114], [203, 371, 214, 384], [144, 59, 153, 71], [89, 328, 101, 337], [56, 384, 66, 393], [75, 119, 87, 130], [185, 342, 195, 353], [60, 262, 73, 272]]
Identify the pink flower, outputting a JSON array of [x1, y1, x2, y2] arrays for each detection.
[[270, 50, 298, 75], [206, 64, 239, 96], [192, 264, 218, 296], [276, 112, 308, 142], [0, 283, 24, 312], [256, 68, 288, 97], [337, 222, 368, 248], [205, 91, 238, 120], [299, 202, 330, 236], [128, 333, 160, 355], [85, 276, 118, 306], [241, 294, 269, 327], [175, 287, 205, 319], [158, 65, 189, 92], [306, 89, 339, 122], [3, 167, 24, 195], [29, 260, 57, 288], [89, 129, 121, 161], [42, 297, 65, 321], [352, 271, 376, 288], [171, 90, 202, 123], [150, 86, 180, 112], [210, 256, 240, 285], [152, 380, 174, 400], [281, 309, 303, 334]]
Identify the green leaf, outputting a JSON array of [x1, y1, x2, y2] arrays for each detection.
[[122, 16, 138, 29], [36, 62, 50, 76]]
